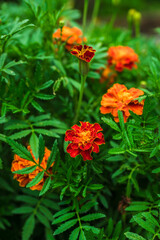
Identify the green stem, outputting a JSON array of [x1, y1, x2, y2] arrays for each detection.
[[74, 75, 87, 123], [90, 0, 101, 31], [82, 0, 89, 44]]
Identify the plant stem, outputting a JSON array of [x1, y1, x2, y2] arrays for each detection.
[[90, 0, 101, 31], [82, 0, 89, 44], [74, 74, 87, 123]]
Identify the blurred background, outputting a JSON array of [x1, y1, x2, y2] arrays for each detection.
[[1, 0, 160, 34]]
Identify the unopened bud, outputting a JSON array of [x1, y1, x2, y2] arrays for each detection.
[[133, 11, 141, 23], [140, 81, 147, 88], [127, 9, 136, 24], [112, 0, 121, 6], [59, 20, 64, 28]]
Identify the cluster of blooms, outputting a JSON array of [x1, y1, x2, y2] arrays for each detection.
[[52, 26, 86, 50], [100, 46, 139, 85], [11, 146, 53, 191], [11, 26, 145, 192]]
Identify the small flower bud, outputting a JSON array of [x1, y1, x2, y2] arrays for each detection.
[[59, 20, 64, 28], [133, 11, 141, 24], [112, 0, 121, 6], [127, 9, 136, 24], [140, 81, 147, 88]]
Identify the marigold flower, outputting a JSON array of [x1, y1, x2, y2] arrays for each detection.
[[52, 26, 86, 50], [11, 146, 53, 191], [70, 45, 96, 63], [65, 121, 105, 161], [100, 65, 117, 85], [108, 46, 139, 72], [100, 83, 144, 122]]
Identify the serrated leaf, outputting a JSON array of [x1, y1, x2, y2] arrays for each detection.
[[69, 227, 80, 240], [7, 139, 34, 161], [35, 93, 55, 100], [53, 219, 78, 235], [13, 165, 37, 174], [31, 100, 44, 112], [38, 80, 54, 90], [82, 226, 100, 234], [15, 195, 37, 205], [35, 129, 60, 138], [39, 134, 45, 165], [142, 212, 159, 227], [133, 215, 155, 234], [39, 177, 51, 196], [53, 207, 72, 218], [126, 205, 149, 211], [12, 207, 34, 214], [101, 117, 120, 132], [108, 148, 125, 154], [124, 232, 146, 240], [0, 53, 7, 68], [79, 230, 86, 240], [10, 130, 31, 140], [26, 171, 44, 188], [36, 212, 50, 228], [52, 212, 75, 224], [39, 205, 53, 221], [47, 140, 58, 169], [29, 133, 39, 160], [81, 213, 105, 222], [22, 215, 35, 240]]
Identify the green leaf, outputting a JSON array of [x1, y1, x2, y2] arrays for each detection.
[[0, 53, 7, 69], [53, 219, 78, 235], [39, 134, 45, 165], [106, 155, 124, 162], [29, 133, 39, 160], [126, 205, 149, 212], [124, 232, 146, 240], [22, 215, 35, 240], [133, 215, 155, 234], [69, 227, 80, 240], [108, 148, 125, 154], [10, 130, 31, 140], [118, 110, 131, 148], [13, 165, 37, 174], [79, 230, 86, 240], [12, 207, 34, 214], [35, 129, 60, 138], [36, 212, 50, 228], [54, 59, 66, 75], [31, 101, 44, 112], [82, 226, 100, 234], [26, 171, 44, 188], [38, 80, 54, 90], [101, 117, 120, 132], [81, 213, 105, 222], [53, 212, 75, 224], [88, 184, 103, 190], [39, 205, 53, 221], [35, 93, 55, 100], [15, 195, 37, 205], [47, 140, 58, 169], [39, 177, 51, 196], [152, 167, 160, 173], [7, 139, 34, 161], [142, 212, 159, 227], [53, 207, 72, 218]]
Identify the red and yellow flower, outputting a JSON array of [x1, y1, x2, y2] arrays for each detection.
[[108, 46, 139, 72], [100, 83, 144, 122], [65, 121, 105, 161], [70, 45, 96, 63], [11, 146, 54, 191], [52, 26, 86, 50]]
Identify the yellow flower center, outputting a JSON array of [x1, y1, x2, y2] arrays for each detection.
[[79, 131, 91, 144]]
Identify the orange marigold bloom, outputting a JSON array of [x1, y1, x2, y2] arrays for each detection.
[[108, 46, 139, 72], [100, 65, 117, 85], [65, 122, 105, 161], [11, 146, 53, 191], [70, 45, 96, 63], [52, 26, 86, 50], [100, 83, 144, 122]]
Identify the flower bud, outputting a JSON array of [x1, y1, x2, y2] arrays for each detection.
[[127, 9, 136, 24], [59, 20, 64, 28], [133, 11, 141, 24], [112, 0, 121, 6]]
